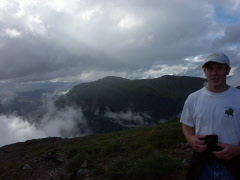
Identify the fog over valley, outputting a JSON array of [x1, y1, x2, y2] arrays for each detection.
[[0, 84, 90, 147]]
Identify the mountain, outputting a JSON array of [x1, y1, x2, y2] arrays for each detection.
[[0, 118, 190, 180], [0, 81, 79, 93], [56, 75, 206, 134]]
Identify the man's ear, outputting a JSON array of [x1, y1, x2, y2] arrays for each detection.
[[203, 67, 207, 75]]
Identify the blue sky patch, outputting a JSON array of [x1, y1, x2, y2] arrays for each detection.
[[214, 7, 240, 24]]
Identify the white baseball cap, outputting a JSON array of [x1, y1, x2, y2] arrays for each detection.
[[202, 53, 230, 68]]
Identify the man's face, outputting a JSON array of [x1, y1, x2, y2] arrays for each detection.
[[204, 62, 231, 88]]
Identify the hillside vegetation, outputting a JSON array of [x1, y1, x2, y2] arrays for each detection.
[[0, 118, 191, 180]]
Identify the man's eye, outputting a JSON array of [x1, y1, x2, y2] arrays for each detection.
[[217, 66, 224, 70], [207, 67, 213, 70]]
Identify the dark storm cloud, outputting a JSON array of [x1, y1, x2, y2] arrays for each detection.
[[0, 0, 240, 82], [213, 22, 240, 45]]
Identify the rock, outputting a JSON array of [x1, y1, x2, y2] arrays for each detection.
[[76, 169, 90, 177], [153, 149, 161, 154], [23, 164, 32, 170], [180, 142, 191, 149], [49, 168, 62, 179], [182, 159, 191, 167], [82, 160, 94, 168], [41, 153, 56, 161]]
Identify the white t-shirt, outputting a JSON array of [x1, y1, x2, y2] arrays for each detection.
[[180, 86, 240, 145]]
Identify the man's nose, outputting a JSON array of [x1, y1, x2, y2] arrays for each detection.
[[211, 68, 218, 74]]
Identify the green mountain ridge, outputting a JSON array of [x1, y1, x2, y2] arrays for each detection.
[[56, 75, 206, 133]]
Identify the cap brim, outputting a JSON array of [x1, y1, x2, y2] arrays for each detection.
[[202, 60, 226, 68]]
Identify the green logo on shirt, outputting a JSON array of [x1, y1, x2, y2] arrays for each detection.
[[225, 107, 235, 118]]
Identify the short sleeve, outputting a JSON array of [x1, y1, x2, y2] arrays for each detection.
[[180, 96, 194, 127]]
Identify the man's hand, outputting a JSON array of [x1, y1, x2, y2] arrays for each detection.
[[188, 135, 207, 152], [182, 124, 207, 152], [213, 143, 240, 160]]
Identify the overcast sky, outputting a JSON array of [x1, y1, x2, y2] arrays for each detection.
[[1, 0, 240, 85]]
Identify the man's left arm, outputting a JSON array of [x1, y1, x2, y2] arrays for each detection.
[[213, 144, 240, 160]]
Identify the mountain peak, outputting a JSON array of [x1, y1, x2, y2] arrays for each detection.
[[97, 76, 130, 82]]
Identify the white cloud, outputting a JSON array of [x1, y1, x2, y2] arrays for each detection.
[[81, 7, 103, 21], [4, 28, 22, 38], [227, 74, 240, 87], [26, 15, 48, 35], [0, 115, 46, 147], [39, 103, 91, 137], [105, 109, 152, 128], [126, 64, 202, 80], [117, 15, 142, 29], [184, 55, 205, 63], [44, 0, 83, 14]]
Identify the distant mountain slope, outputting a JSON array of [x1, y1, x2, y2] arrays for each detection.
[[56, 75, 206, 133]]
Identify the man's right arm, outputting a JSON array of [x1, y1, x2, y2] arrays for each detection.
[[182, 124, 207, 152]]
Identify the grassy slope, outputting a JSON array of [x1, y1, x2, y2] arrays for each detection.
[[0, 118, 191, 180]]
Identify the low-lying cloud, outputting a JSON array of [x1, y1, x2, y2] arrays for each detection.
[[0, 91, 92, 147], [38, 100, 91, 138], [104, 108, 153, 128], [0, 114, 46, 147]]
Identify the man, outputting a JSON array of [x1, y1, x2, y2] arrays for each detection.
[[180, 52, 240, 180]]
